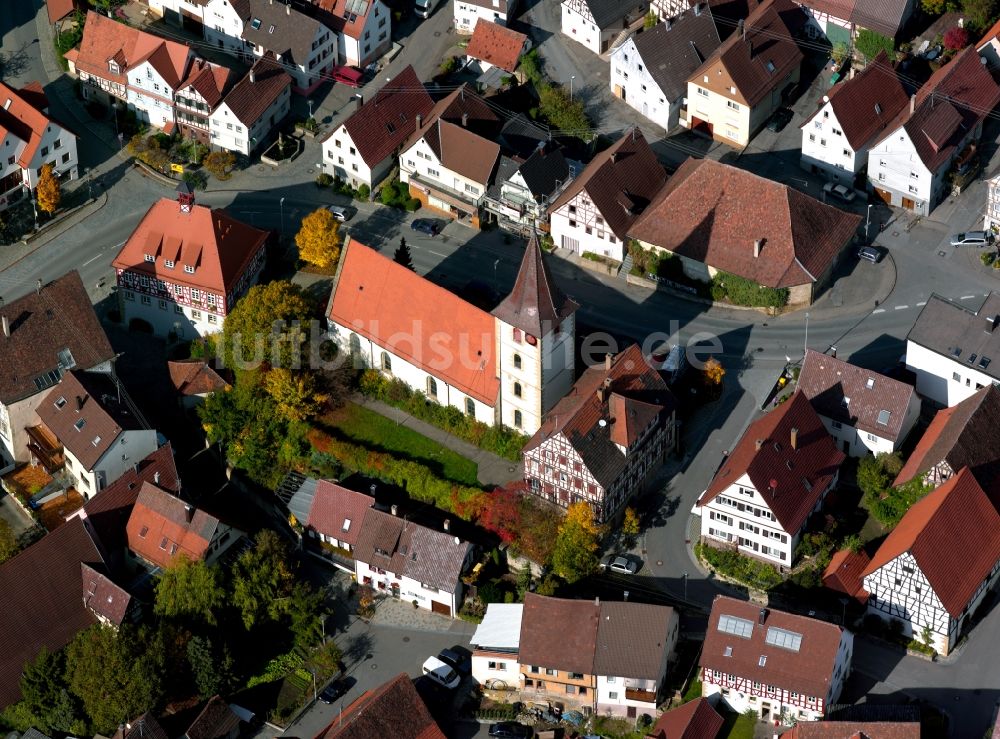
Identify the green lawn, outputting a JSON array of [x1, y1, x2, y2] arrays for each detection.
[[719, 709, 757, 739], [324, 403, 480, 487]]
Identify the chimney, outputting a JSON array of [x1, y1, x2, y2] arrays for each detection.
[[1, 315, 8, 339], [605, 353, 613, 370], [987, 315, 999, 332], [154, 471, 161, 485], [759, 608, 768, 625], [249, 68, 256, 84], [76, 395, 86, 411], [910, 94, 916, 114], [755, 438, 764, 451], [415, 113, 423, 129], [830, 345, 837, 358], [594, 596, 600, 607], [462, 112, 468, 127], [738, 18, 744, 39], [790, 427, 798, 450], [443, 518, 450, 532], [391, 504, 398, 516], [664, 18, 672, 30], [184, 504, 194, 523], [36, 278, 42, 294], [753, 239, 763, 258], [355, 93, 364, 110], [694, 2, 702, 15], [286, 1, 290, 13]]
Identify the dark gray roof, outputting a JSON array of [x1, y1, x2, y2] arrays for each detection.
[[907, 293, 1000, 383], [582, 0, 649, 29], [498, 113, 550, 161], [285, 475, 317, 525], [241, 0, 327, 67], [851, 0, 913, 38], [628, 7, 722, 102], [594, 601, 674, 679], [517, 146, 572, 199]]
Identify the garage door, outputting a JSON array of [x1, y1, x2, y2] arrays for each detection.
[[431, 600, 451, 617], [874, 188, 892, 205], [690, 117, 713, 137]]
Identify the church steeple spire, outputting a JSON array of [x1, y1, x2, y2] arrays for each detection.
[[491, 232, 578, 338]]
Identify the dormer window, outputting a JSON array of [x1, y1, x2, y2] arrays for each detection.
[[164, 260, 175, 269], [144, 254, 155, 263], [184, 264, 195, 274], [108, 61, 119, 74]]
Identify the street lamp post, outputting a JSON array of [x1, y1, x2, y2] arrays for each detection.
[[865, 204, 873, 241], [493, 258, 500, 297], [804, 312, 810, 358], [308, 99, 314, 120], [279, 197, 285, 234], [570, 75, 576, 101], [683, 571, 688, 601]]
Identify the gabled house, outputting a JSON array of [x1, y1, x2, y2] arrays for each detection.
[[799, 51, 910, 183], [868, 46, 1000, 215], [893, 384, 1000, 490], [174, 58, 234, 145], [610, 4, 723, 132], [398, 86, 501, 227], [560, 0, 650, 55], [0, 271, 115, 470], [81, 562, 135, 628], [628, 157, 860, 306], [470, 601, 523, 688], [904, 293, 1000, 407], [523, 344, 676, 523], [113, 188, 269, 338], [516, 593, 679, 717], [314, 673, 446, 739], [285, 477, 374, 553], [484, 143, 577, 234], [701, 596, 853, 723], [315, 0, 392, 68], [327, 233, 578, 434], [147, 0, 246, 56], [797, 349, 920, 457], [465, 19, 529, 75], [861, 467, 1000, 656], [36, 370, 159, 498], [645, 697, 724, 739], [183, 696, 241, 739], [455, 0, 518, 33], [168, 359, 230, 409], [0, 518, 105, 708], [782, 719, 921, 738], [822, 547, 871, 604], [208, 56, 292, 155], [0, 80, 79, 208], [126, 482, 241, 569], [240, 0, 337, 93], [697, 391, 845, 566], [352, 507, 474, 617], [321, 66, 434, 190], [548, 128, 667, 261], [682, 0, 805, 147]]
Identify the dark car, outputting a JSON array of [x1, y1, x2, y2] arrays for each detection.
[[411, 218, 440, 235], [489, 722, 534, 739], [856, 246, 882, 263], [438, 647, 472, 676], [766, 108, 794, 132], [318, 677, 352, 704]]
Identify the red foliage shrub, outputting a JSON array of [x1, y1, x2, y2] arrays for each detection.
[[944, 26, 970, 50]]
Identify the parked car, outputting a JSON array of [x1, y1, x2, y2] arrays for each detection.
[[421, 656, 461, 689], [823, 182, 856, 203], [766, 107, 794, 132], [437, 647, 472, 676], [601, 555, 638, 575], [331, 65, 364, 87], [856, 246, 882, 263], [950, 231, 994, 246], [327, 205, 350, 222], [411, 218, 441, 236], [489, 722, 534, 739], [318, 677, 352, 704]]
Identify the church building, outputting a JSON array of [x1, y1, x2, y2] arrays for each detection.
[[325, 233, 578, 435]]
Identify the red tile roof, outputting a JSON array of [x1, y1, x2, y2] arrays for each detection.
[[702, 596, 847, 700], [0, 271, 115, 405], [822, 548, 871, 604], [185, 696, 241, 739], [491, 232, 578, 337], [518, 593, 600, 675], [75, 12, 191, 90], [306, 480, 373, 548], [314, 0, 377, 40], [646, 697, 724, 739], [466, 20, 528, 74], [328, 239, 500, 405], [81, 562, 132, 626], [783, 720, 920, 738], [802, 51, 910, 151], [333, 65, 434, 168], [630, 158, 860, 288], [690, 0, 804, 107], [168, 360, 229, 396], [126, 483, 220, 568], [548, 128, 668, 241], [178, 58, 234, 110], [798, 350, 917, 442], [47, 0, 81, 23], [0, 80, 67, 169], [0, 518, 102, 707], [314, 673, 446, 739], [700, 392, 845, 534], [112, 197, 269, 298], [862, 467, 1000, 618], [220, 55, 292, 127]]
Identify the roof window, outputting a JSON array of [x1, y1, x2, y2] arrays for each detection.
[[968, 353, 978, 365], [952, 347, 962, 357], [54, 396, 67, 409], [251, 17, 261, 29], [877, 410, 891, 426], [159, 537, 168, 550], [866, 377, 874, 390], [765, 61, 775, 73], [268, 24, 275, 33], [139, 526, 149, 538], [92, 435, 102, 447], [980, 356, 992, 369], [74, 418, 86, 431], [759, 655, 767, 666]]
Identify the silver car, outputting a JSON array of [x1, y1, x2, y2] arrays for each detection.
[[608, 556, 638, 575], [327, 205, 349, 222], [950, 231, 993, 246], [822, 182, 856, 203]]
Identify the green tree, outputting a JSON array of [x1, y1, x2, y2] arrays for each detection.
[[295, 207, 342, 269], [857, 454, 891, 499], [921, 0, 959, 11], [264, 367, 328, 422], [0, 519, 19, 564], [518, 48, 544, 86], [537, 84, 591, 138], [17, 647, 84, 734], [643, 9, 658, 28], [963, 0, 998, 29], [154, 556, 226, 625], [65, 626, 163, 734], [393, 237, 414, 270], [220, 280, 314, 371], [231, 530, 296, 630], [287, 582, 327, 652], [186, 636, 235, 698], [856, 29, 895, 61], [203, 150, 236, 180], [551, 502, 602, 583]]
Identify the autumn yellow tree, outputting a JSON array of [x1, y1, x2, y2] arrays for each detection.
[[295, 208, 342, 269], [264, 367, 328, 422], [35, 163, 60, 214], [703, 357, 725, 386], [621, 506, 640, 539], [552, 501, 603, 583]]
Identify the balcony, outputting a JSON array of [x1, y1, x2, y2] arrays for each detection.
[[408, 172, 483, 213], [25, 424, 64, 472], [624, 687, 657, 704]]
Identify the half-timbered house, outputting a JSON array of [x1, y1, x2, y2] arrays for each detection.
[[701, 596, 853, 724], [861, 467, 1000, 656], [522, 344, 676, 523], [697, 392, 845, 566]]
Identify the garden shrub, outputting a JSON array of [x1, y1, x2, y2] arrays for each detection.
[[711, 271, 789, 308], [695, 542, 783, 590]]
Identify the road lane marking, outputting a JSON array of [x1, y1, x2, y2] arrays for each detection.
[[873, 308, 886, 314], [82, 254, 102, 266], [427, 250, 448, 258], [961, 295, 975, 299], [894, 305, 908, 310], [917, 301, 926, 306]]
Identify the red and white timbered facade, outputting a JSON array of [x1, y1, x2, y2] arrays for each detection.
[[550, 188, 624, 261]]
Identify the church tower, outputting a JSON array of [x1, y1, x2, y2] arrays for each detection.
[[491, 233, 578, 435]]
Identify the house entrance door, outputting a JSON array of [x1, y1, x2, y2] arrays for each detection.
[[761, 703, 771, 720], [902, 197, 916, 210]]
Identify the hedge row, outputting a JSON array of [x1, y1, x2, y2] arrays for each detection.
[[358, 370, 528, 461], [711, 271, 789, 308], [695, 542, 783, 591]]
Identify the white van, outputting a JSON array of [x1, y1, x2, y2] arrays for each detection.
[[414, 0, 438, 18], [422, 656, 461, 689]]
